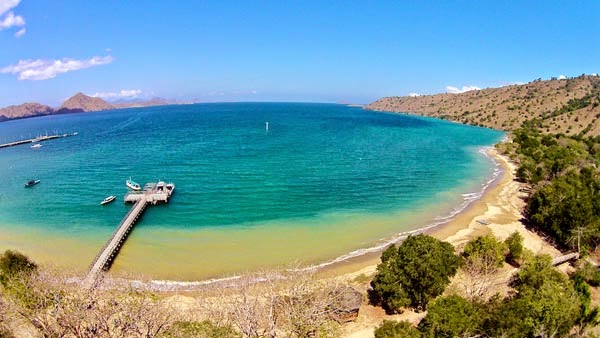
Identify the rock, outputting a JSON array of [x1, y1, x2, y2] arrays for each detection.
[[328, 285, 363, 323]]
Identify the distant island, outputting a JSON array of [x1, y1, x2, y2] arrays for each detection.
[[366, 74, 600, 136], [0, 93, 191, 122]]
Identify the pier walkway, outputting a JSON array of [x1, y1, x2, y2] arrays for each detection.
[[0, 133, 77, 149], [83, 181, 175, 288]]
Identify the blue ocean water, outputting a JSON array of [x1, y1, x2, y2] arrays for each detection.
[[0, 103, 504, 278]]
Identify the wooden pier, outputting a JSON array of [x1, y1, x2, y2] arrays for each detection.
[[0, 132, 77, 149], [83, 181, 175, 288]]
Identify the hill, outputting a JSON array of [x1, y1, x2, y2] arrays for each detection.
[[0, 93, 178, 122], [0, 102, 54, 121], [366, 75, 600, 136], [56, 92, 114, 113]]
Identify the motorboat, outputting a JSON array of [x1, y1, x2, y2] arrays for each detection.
[[126, 178, 141, 191], [24, 179, 40, 188], [30, 143, 42, 149], [100, 195, 116, 205]]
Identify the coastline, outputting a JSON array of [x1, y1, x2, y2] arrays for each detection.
[[323, 145, 560, 285], [124, 144, 513, 289]]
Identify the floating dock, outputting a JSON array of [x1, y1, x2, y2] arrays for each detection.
[[0, 132, 78, 149], [83, 181, 174, 288]]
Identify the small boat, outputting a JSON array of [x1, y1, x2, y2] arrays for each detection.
[[30, 143, 42, 149], [100, 195, 116, 205], [24, 179, 40, 188], [165, 183, 175, 196], [126, 178, 141, 191]]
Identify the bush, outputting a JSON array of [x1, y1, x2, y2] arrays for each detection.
[[463, 235, 507, 270], [370, 235, 460, 312], [160, 321, 240, 338], [418, 295, 482, 338], [0, 250, 37, 284], [505, 231, 524, 263], [374, 320, 421, 338]]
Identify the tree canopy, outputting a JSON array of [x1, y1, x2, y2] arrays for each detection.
[[370, 234, 460, 312]]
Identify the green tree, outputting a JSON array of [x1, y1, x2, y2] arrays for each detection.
[[463, 235, 507, 270], [0, 250, 37, 285], [374, 320, 421, 338], [505, 231, 524, 263], [371, 235, 460, 312], [418, 295, 482, 338], [488, 255, 582, 338]]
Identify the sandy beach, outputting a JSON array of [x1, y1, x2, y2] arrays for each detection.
[[333, 146, 561, 338]]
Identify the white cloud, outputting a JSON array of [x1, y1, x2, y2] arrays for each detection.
[[13, 26, 24, 37], [408, 92, 421, 97], [558, 75, 567, 80], [92, 89, 142, 100], [1, 55, 114, 80], [0, 11, 24, 30], [445, 85, 481, 94], [0, 0, 20, 16]]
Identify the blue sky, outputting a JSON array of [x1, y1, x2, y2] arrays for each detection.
[[0, 1, 599, 106]]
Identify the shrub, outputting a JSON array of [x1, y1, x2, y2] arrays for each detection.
[[418, 295, 481, 338], [370, 235, 460, 312], [505, 231, 524, 263], [463, 235, 507, 270], [160, 321, 240, 338], [374, 320, 421, 338]]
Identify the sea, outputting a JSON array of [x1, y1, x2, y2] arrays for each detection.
[[0, 103, 504, 280]]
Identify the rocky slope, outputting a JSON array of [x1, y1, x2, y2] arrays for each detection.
[[366, 75, 600, 136], [0, 102, 54, 121]]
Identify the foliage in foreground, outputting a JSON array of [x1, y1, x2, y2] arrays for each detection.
[[376, 254, 598, 338], [370, 234, 460, 312], [0, 250, 354, 338], [374, 320, 421, 338]]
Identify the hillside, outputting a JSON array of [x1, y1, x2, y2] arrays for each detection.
[[0, 93, 177, 122], [0, 102, 54, 121], [366, 75, 600, 136]]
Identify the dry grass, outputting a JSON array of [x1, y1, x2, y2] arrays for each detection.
[[366, 75, 600, 136]]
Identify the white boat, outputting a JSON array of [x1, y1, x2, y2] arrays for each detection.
[[165, 183, 175, 196], [30, 143, 42, 149], [100, 195, 116, 205], [126, 178, 141, 191]]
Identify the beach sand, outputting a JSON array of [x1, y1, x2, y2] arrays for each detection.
[[333, 147, 561, 338]]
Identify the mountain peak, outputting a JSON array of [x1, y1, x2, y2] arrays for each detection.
[[59, 93, 114, 113]]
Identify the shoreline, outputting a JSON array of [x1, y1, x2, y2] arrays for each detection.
[[0, 145, 516, 289], [110, 145, 510, 290]]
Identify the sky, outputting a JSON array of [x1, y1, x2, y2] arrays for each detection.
[[0, 1, 599, 107]]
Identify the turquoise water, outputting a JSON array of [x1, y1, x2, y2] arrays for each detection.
[[0, 103, 503, 279]]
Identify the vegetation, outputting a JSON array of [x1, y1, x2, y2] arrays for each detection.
[[374, 320, 421, 338], [370, 234, 460, 312], [505, 127, 600, 252], [372, 252, 599, 338], [505, 231, 524, 263], [160, 321, 241, 338], [462, 234, 506, 269], [0, 250, 355, 338]]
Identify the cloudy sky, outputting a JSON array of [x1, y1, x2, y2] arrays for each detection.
[[0, 0, 599, 106]]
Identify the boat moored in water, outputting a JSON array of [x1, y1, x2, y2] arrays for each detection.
[[24, 179, 40, 188], [126, 178, 141, 191], [100, 195, 116, 205], [30, 143, 42, 149]]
